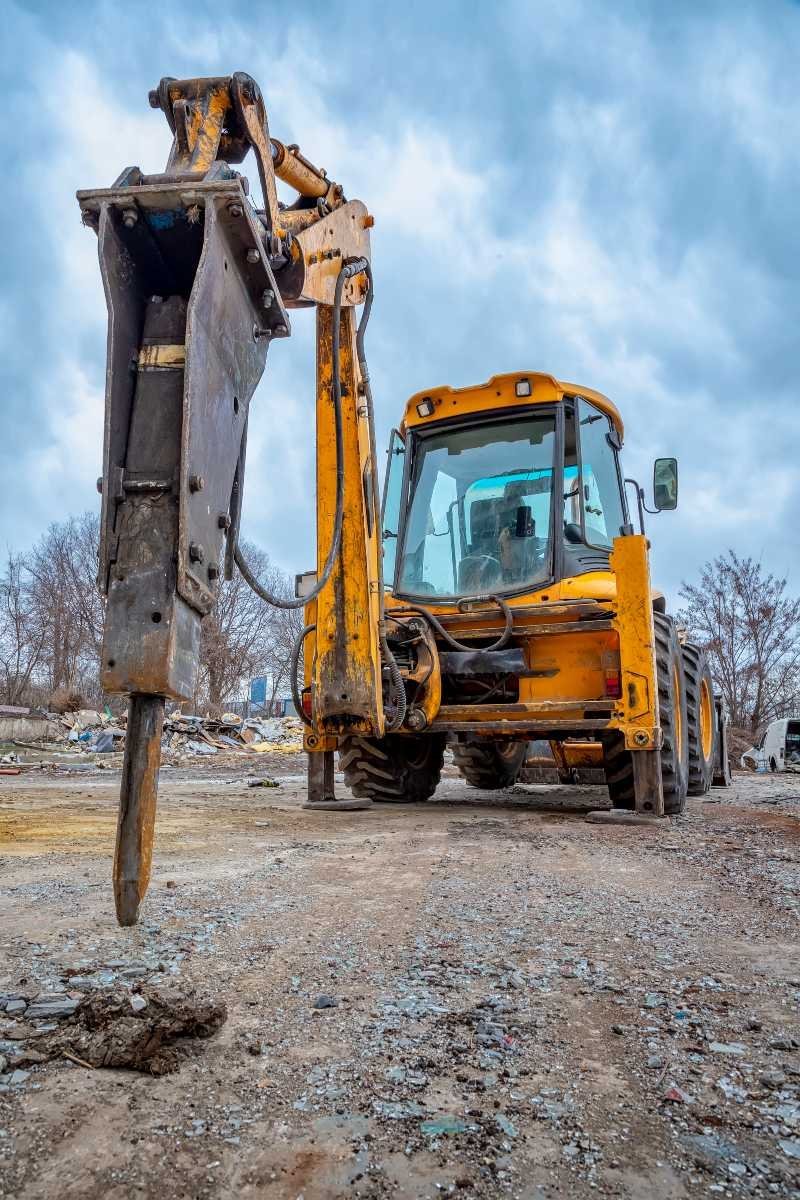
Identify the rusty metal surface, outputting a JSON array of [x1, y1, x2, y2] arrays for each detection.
[[178, 194, 277, 617], [79, 69, 378, 922], [312, 304, 383, 734], [113, 695, 165, 925], [439, 649, 527, 676], [282, 202, 371, 307], [632, 747, 665, 817]]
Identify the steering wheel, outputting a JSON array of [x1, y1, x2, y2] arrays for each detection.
[[459, 554, 502, 589]]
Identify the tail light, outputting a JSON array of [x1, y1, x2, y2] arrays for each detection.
[[604, 669, 622, 700], [301, 689, 313, 719]]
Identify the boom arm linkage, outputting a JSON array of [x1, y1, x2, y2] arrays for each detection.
[[78, 73, 383, 925]]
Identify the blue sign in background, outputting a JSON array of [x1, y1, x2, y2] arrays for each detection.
[[249, 676, 267, 706]]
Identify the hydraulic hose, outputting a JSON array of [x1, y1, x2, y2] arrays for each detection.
[[354, 262, 406, 730], [235, 257, 406, 728], [291, 623, 316, 728], [233, 260, 360, 609], [401, 595, 514, 653]]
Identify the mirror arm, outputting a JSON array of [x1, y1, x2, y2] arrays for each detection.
[[641, 488, 661, 516], [624, 478, 648, 532]]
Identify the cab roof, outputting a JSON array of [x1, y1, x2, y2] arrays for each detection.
[[401, 371, 624, 440]]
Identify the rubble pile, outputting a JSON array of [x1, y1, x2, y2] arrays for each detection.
[[1, 707, 304, 767]]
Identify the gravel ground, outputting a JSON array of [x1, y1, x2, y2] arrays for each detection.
[[0, 759, 798, 1199]]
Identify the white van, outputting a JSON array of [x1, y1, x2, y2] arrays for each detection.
[[741, 717, 800, 772]]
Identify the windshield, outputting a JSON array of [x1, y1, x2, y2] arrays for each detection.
[[395, 414, 556, 598]]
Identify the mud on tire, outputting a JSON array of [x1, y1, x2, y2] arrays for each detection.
[[682, 642, 715, 796], [452, 740, 527, 790], [602, 612, 689, 814], [339, 734, 445, 803]]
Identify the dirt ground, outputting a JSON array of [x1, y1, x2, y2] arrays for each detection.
[[1, 757, 799, 1199]]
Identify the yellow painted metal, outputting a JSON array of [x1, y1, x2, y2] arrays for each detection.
[[311, 304, 384, 735], [401, 371, 623, 438], [271, 139, 330, 198], [137, 344, 186, 369], [292, 202, 371, 307], [609, 534, 659, 752], [700, 677, 714, 760], [561, 742, 604, 768], [165, 80, 230, 177]]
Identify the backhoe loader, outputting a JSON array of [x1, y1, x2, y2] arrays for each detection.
[[78, 72, 726, 928]]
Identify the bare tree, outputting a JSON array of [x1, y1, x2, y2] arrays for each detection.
[[195, 540, 297, 712], [23, 513, 104, 701], [679, 551, 800, 730], [0, 552, 48, 705], [2, 512, 299, 715]]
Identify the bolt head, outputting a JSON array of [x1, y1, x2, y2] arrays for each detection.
[[122, 208, 138, 228], [228, 203, 243, 218], [262, 289, 275, 308], [406, 707, 427, 731], [208, 563, 219, 581], [189, 542, 205, 564], [96, 477, 104, 495], [218, 514, 232, 531], [188, 474, 205, 493], [246, 248, 260, 264], [274, 323, 288, 336], [148, 88, 160, 109]]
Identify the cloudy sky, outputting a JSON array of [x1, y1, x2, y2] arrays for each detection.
[[1, 0, 798, 605]]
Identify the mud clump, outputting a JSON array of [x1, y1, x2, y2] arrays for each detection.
[[41, 988, 227, 1075]]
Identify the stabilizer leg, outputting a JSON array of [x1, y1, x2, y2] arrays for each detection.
[[303, 748, 372, 811], [587, 749, 665, 826]]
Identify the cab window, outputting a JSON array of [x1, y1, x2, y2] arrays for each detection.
[[576, 397, 626, 550]]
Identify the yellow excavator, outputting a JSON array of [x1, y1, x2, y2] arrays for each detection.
[[78, 72, 728, 927]]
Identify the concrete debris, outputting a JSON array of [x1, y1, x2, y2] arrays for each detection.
[[2, 707, 303, 769]]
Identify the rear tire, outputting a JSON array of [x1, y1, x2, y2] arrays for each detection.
[[452, 740, 527, 789], [339, 734, 445, 802], [682, 643, 715, 796], [602, 612, 689, 814], [601, 731, 635, 810]]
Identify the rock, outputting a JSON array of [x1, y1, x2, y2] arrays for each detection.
[[778, 1139, 800, 1159], [4, 1000, 26, 1015], [421, 1116, 467, 1136], [373, 1100, 426, 1119], [709, 1041, 746, 1056], [769, 1036, 797, 1051], [130, 995, 148, 1013], [0, 1055, 6, 1073], [8, 1069, 30, 1085], [681, 1133, 740, 1170], [759, 1070, 786, 1090], [647, 1055, 665, 1070], [644, 992, 666, 1008], [312, 994, 338, 1009], [663, 1084, 694, 1104], [25, 998, 79, 1021], [611, 1024, 625, 1035], [495, 1114, 517, 1138]]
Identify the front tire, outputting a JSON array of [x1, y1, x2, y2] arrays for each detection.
[[602, 613, 688, 814], [452, 740, 527, 789], [339, 734, 445, 803]]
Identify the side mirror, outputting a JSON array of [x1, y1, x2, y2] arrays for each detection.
[[653, 457, 678, 511]]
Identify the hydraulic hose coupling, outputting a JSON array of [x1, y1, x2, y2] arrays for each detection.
[[341, 256, 369, 280]]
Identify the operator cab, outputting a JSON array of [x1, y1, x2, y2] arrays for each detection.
[[382, 373, 633, 602]]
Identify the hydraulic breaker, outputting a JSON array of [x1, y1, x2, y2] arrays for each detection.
[[78, 73, 379, 925]]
